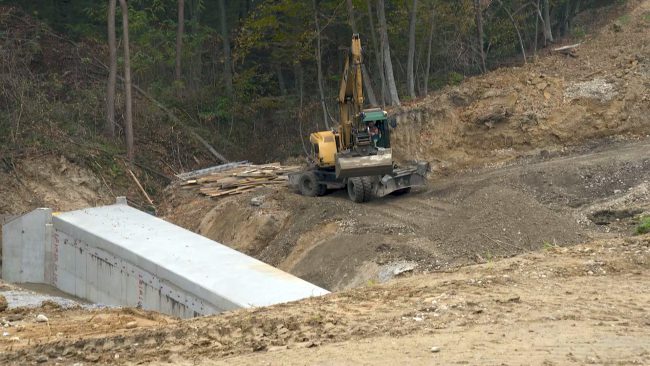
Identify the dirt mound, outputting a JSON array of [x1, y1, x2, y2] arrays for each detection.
[[434, 186, 583, 258], [390, 0, 650, 171], [0, 155, 111, 215], [0, 156, 108, 214]]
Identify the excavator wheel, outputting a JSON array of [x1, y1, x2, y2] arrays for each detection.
[[299, 171, 325, 197], [347, 177, 373, 203]]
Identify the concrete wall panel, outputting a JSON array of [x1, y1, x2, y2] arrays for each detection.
[[3, 204, 329, 318]]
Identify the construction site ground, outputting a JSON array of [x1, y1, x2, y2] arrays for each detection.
[[1, 0, 649, 364]]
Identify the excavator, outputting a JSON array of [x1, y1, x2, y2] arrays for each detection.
[[289, 34, 428, 203]]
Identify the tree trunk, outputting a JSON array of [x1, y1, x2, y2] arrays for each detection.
[[376, 0, 400, 106], [106, 0, 117, 137], [276, 63, 286, 95], [313, 0, 329, 130], [406, 0, 417, 99], [294, 63, 304, 108], [175, 0, 184, 82], [346, 0, 378, 106], [473, 0, 486, 73], [218, 0, 233, 97], [423, 6, 435, 96], [367, 0, 387, 105], [118, 0, 134, 161], [534, 0, 540, 56], [542, 0, 554, 43]]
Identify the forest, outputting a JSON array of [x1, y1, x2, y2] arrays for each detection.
[[0, 0, 615, 166]]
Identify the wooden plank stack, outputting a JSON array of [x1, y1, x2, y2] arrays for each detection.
[[180, 163, 302, 198]]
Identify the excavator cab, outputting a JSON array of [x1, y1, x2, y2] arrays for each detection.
[[361, 109, 391, 149]]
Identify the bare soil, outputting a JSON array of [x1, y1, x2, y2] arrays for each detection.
[[1, 234, 647, 365], [391, 0, 650, 171], [162, 137, 650, 291], [159, 0, 650, 291], [0, 1, 649, 365]]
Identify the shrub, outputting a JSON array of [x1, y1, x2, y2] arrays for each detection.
[[636, 216, 650, 235]]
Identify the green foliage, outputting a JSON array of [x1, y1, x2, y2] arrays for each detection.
[[447, 72, 465, 86], [636, 216, 650, 235], [543, 241, 557, 251], [0, 0, 628, 163], [644, 12, 650, 22], [617, 14, 631, 25]]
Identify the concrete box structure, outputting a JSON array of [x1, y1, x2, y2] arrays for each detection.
[[2, 200, 328, 318]]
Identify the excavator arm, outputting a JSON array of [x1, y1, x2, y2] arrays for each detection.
[[338, 34, 364, 151]]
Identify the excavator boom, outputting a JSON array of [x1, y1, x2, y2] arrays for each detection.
[[335, 34, 393, 178]]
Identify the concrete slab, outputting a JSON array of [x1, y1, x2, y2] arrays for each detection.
[[3, 202, 329, 318]]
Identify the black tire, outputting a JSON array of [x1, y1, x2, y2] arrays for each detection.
[[360, 177, 373, 201], [317, 183, 327, 196], [390, 187, 412, 196], [299, 172, 321, 197], [347, 177, 373, 203]]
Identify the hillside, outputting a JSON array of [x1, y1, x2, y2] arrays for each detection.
[[0, 1, 649, 365]]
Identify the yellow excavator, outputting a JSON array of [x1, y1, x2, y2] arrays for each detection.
[[289, 34, 428, 203]]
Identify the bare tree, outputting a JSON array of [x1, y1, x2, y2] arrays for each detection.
[[473, 0, 486, 73], [106, 0, 117, 137], [218, 0, 233, 97], [376, 0, 400, 106], [542, 0, 554, 43], [423, 5, 435, 96], [313, 0, 330, 130], [175, 0, 184, 82], [367, 0, 387, 105], [118, 0, 134, 161], [345, 0, 378, 106], [406, 0, 417, 99]]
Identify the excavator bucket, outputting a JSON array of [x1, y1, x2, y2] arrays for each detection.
[[335, 149, 394, 179]]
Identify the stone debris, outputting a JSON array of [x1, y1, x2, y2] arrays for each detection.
[[564, 78, 617, 102]]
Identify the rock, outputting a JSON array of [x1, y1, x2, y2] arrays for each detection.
[[430, 346, 441, 353], [35, 355, 48, 363], [250, 196, 265, 206], [125, 321, 138, 329], [35, 314, 49, 323], [7, 314, 24, 322], [85, 353, 101, 362], [0, 295, 7, 312], [268, 345, 288, 352]]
